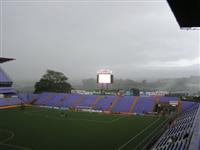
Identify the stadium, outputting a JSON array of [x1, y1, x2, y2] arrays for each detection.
[[0, 57, 200, 150], [0, 1, 200, 150]]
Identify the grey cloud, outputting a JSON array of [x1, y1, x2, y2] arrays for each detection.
[[1, 1, 199, 81]]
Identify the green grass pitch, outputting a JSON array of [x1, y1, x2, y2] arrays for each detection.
[[0, 107, 167, 150]]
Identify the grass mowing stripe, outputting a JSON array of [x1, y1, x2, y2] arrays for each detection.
[[24, 109, 126, 123], [133, 118, 168, 150], [117, 118, 161, 150], [26, 112, 125, 123]]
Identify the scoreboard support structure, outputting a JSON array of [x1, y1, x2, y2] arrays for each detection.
[[96, 69, 114, 95]]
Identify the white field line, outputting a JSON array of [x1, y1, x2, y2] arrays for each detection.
[[117, 118, 161, 150], [133, 119, 168, 150], [0, 129, 14, 144], [0, 129, 33, 150], [0, 143, 33, 150], [24, 110, 126, 123], [110, 116, 126, 123]]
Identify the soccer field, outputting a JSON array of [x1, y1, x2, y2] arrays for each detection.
[[0, 107, 167, 150]]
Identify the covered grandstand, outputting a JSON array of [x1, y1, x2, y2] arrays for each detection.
[[0, 57, 21, 108]]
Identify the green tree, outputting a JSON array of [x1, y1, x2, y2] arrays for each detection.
[[34, 70, 72, 93]]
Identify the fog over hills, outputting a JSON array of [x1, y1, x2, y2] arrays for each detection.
[[13, 76, 200, 94]]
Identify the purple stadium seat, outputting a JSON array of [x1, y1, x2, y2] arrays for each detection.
[[112, 96, 135, 113], [94, 96, 116, 110]]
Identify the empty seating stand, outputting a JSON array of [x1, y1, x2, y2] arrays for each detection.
[[112, 96, 135, 113], [133, 96, 155, 113], [22, 93, 197, 116], [0, 97, 21, 107], [152, 103, 200, 150]]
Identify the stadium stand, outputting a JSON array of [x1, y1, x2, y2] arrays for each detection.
[[152, 103, 200, 150], [107, 96, 121, 111], [78, 95, 97, 107], [94, 95, 116, 111], [33, 92, 53, 105], [0, 97, 21, 107], [129, 96, 140, 113], [56, 94, 69, 107], [25, 93, 197, 115], [159, 96, 178, 103], [0, 87, 16, 94], [45, 93, 65, 106], [132, 96, 155, 113], [0, 57, 21, 108], [188, 104, 200, 150], [112, 96, 135, 113], [72, 94, 85, 107], [62, 94, 81, 107], [181, 101, 197, 112], [19, 93, 39, 104], [90, 96, 102, 108]]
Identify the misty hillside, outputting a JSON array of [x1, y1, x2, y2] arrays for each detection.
[[79, 76, 200, 94], [13, 76, 200, 94]]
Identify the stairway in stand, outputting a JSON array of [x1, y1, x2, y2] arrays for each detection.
[[107, 96, 121, 112], [90, 96, 103, 109], [129, 96, 140, 113], [30, 99, 38, 105], [29, 95, 38, 105]]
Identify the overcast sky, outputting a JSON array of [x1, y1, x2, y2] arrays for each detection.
[[0, 0, 200, 82]]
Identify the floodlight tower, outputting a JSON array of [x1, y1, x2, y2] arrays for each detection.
[[96, 69, 114, 95]]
